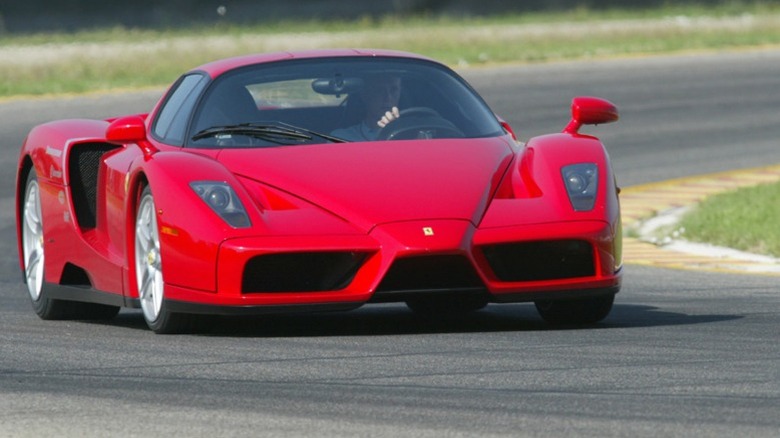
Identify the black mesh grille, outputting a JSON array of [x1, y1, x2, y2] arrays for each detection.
[[375, 255, 484, 293], [481, 240, 595, 282], [242, 252, 367, 293], [68, 143, 118, 229]]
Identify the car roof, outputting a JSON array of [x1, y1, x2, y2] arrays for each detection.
[[191, 49, 438, 79]]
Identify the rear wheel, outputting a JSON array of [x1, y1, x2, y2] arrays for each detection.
[[534, 294, 615, 325], [134, 186, 193, 333], [22, 170, 45, 306], [22, 169, 119, 320]]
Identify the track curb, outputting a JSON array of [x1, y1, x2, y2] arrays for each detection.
[[621, 164, 780, 276]]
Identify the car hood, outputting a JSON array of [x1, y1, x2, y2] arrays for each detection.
[[216, 137, 515, 230]]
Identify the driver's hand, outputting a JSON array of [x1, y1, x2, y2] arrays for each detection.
[[377, 107, 400, 128]]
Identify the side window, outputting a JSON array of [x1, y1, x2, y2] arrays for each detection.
[[152, 73, 209, 145]]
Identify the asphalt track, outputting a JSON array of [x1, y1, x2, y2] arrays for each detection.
[[1, 49, 779, 437]]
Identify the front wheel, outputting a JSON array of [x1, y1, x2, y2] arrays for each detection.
[[134, 186, 193, 333], [534, 294, 615, 325]]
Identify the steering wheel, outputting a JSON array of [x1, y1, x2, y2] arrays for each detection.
[[376, 107, 465, 141]]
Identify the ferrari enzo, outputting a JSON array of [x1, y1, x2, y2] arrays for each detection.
[[16, 49, 621, 333]]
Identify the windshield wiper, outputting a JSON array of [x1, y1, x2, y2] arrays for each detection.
[[192, 123, 310, 143], [192, 122, 345, 144], [275, 122, 346, 143]]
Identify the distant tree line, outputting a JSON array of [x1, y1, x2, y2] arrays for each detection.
[[0, 0, 769, 34]]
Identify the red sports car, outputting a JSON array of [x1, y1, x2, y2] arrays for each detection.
[[16, 49, 621, 333]]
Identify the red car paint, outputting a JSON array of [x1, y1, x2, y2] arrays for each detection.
[[16, 49, 621, 332]]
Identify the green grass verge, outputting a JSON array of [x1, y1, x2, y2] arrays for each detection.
[[2, 2, 780, 98], [4, 3, 779, 255], [678, 181, 780, 257]]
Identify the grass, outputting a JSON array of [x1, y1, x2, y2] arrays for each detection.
[[678, 182, 780, 257], [2, 2, 780, 97], [4, 2, 780, 256]]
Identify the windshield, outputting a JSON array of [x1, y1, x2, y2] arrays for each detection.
[[187, 57, 504, 148]]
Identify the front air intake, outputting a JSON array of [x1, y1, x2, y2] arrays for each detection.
[[481, 239, 595, 282], [375, 255, 485, 293], [242, 252, 367, 293]]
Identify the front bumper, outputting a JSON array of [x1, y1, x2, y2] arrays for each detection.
[[161, 219, 621, 310]]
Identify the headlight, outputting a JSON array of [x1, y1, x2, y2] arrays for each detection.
[[562, 163, 598, 211], [191, 181, 251, 228]]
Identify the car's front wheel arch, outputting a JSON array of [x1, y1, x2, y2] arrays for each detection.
[[131, 182, 195, 333]]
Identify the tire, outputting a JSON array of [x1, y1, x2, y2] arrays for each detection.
[[534, 294, 615, 325], [22, 169, 120, 320], [134, 186, 193, 333], [21, 170, 47, 313]]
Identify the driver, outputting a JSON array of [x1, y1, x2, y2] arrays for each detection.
[[332, 75, 401, 141]]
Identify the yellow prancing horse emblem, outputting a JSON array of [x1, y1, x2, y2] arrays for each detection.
[[422, 227, 434, 236]]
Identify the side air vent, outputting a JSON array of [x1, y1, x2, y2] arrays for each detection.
[[481, 239, 595, 282], [242, 252, 367, 293], [68, 143, 119, 229]]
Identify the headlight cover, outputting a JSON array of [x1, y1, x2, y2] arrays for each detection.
[[562, 163, 598, 211], [190, 181, 251, 228]]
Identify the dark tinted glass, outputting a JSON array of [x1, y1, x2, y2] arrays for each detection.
[[189, 57, 504, 147], [153, 73, 209, 145]]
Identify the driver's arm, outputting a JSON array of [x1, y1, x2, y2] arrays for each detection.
[[377, 107, 400, 128]]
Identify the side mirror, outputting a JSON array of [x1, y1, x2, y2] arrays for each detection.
[[563, 97, 618, 134], [497, 116, 518, 141], [106, 115, 147, 143]]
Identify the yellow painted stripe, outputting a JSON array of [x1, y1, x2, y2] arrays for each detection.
[[621, 164, 780, 276]]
